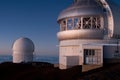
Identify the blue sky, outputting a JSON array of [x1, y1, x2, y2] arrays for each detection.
[[0, 0, 120, 56], [0, 0, 73, 56]]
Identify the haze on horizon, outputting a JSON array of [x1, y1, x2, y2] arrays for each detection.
[[0, 0, 120, 56]]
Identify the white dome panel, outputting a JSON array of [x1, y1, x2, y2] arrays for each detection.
[[13, 37, 34, 52]]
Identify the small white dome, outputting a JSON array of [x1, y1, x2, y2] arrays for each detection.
[[12, 37, 34, 63], [12, 37, 34, 52]]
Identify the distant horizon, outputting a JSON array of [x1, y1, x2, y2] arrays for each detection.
[[0, 55, 59, 64], [0, 53, 59, 56]]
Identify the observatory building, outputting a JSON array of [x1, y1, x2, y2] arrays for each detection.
[[12, 37, 34, 63], [57, 0, 120, 70]]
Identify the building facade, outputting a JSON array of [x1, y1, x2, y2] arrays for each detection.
[[57, 0, 120, 69]]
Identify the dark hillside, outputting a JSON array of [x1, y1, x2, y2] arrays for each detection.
[[0, 62, 120, 80]]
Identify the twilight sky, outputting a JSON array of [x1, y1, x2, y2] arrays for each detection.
[[0, 0, 120, 56]]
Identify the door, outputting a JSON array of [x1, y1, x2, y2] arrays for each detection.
[[67, 56, 79, 68], [84, 49, 101, 65]]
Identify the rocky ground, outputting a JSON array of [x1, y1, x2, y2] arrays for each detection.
[[0, 62, 120, 80]]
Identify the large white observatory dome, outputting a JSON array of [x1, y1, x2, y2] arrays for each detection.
[[57, 0, 120, 70], [12, 37, 34, 63], [57, 0, 120, 41]]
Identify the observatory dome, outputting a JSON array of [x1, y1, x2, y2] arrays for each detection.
[[57, 0, 120, 70], [13, 37, 34, 52], [57, 0, 120, 41], [57, 0, 106, 40], [58, 0, 104, 21], [12, 37, 34, 63]]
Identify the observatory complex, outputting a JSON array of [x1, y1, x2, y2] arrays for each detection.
[[57, 0, 120, 69], [12, 37, 34, 63]]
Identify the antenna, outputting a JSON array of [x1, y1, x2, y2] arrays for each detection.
[[114, 34, 120, 58], [74, 0, 80, 3], [74, 0, 77, 3]]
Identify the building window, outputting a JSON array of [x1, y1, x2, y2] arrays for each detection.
[[67, 18, 73, 30], [83, 17, 101, 29], [60, 20, 66, 31], [92, 17, 101, 29], [84, 49, 95, 56], [84, 49, 101, 65], [74, 18, 81, 29], [83, 17, 91, 29], [59, 16, 103, 31]]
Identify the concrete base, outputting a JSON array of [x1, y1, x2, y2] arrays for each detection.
[[82, 64, 103, 72]]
